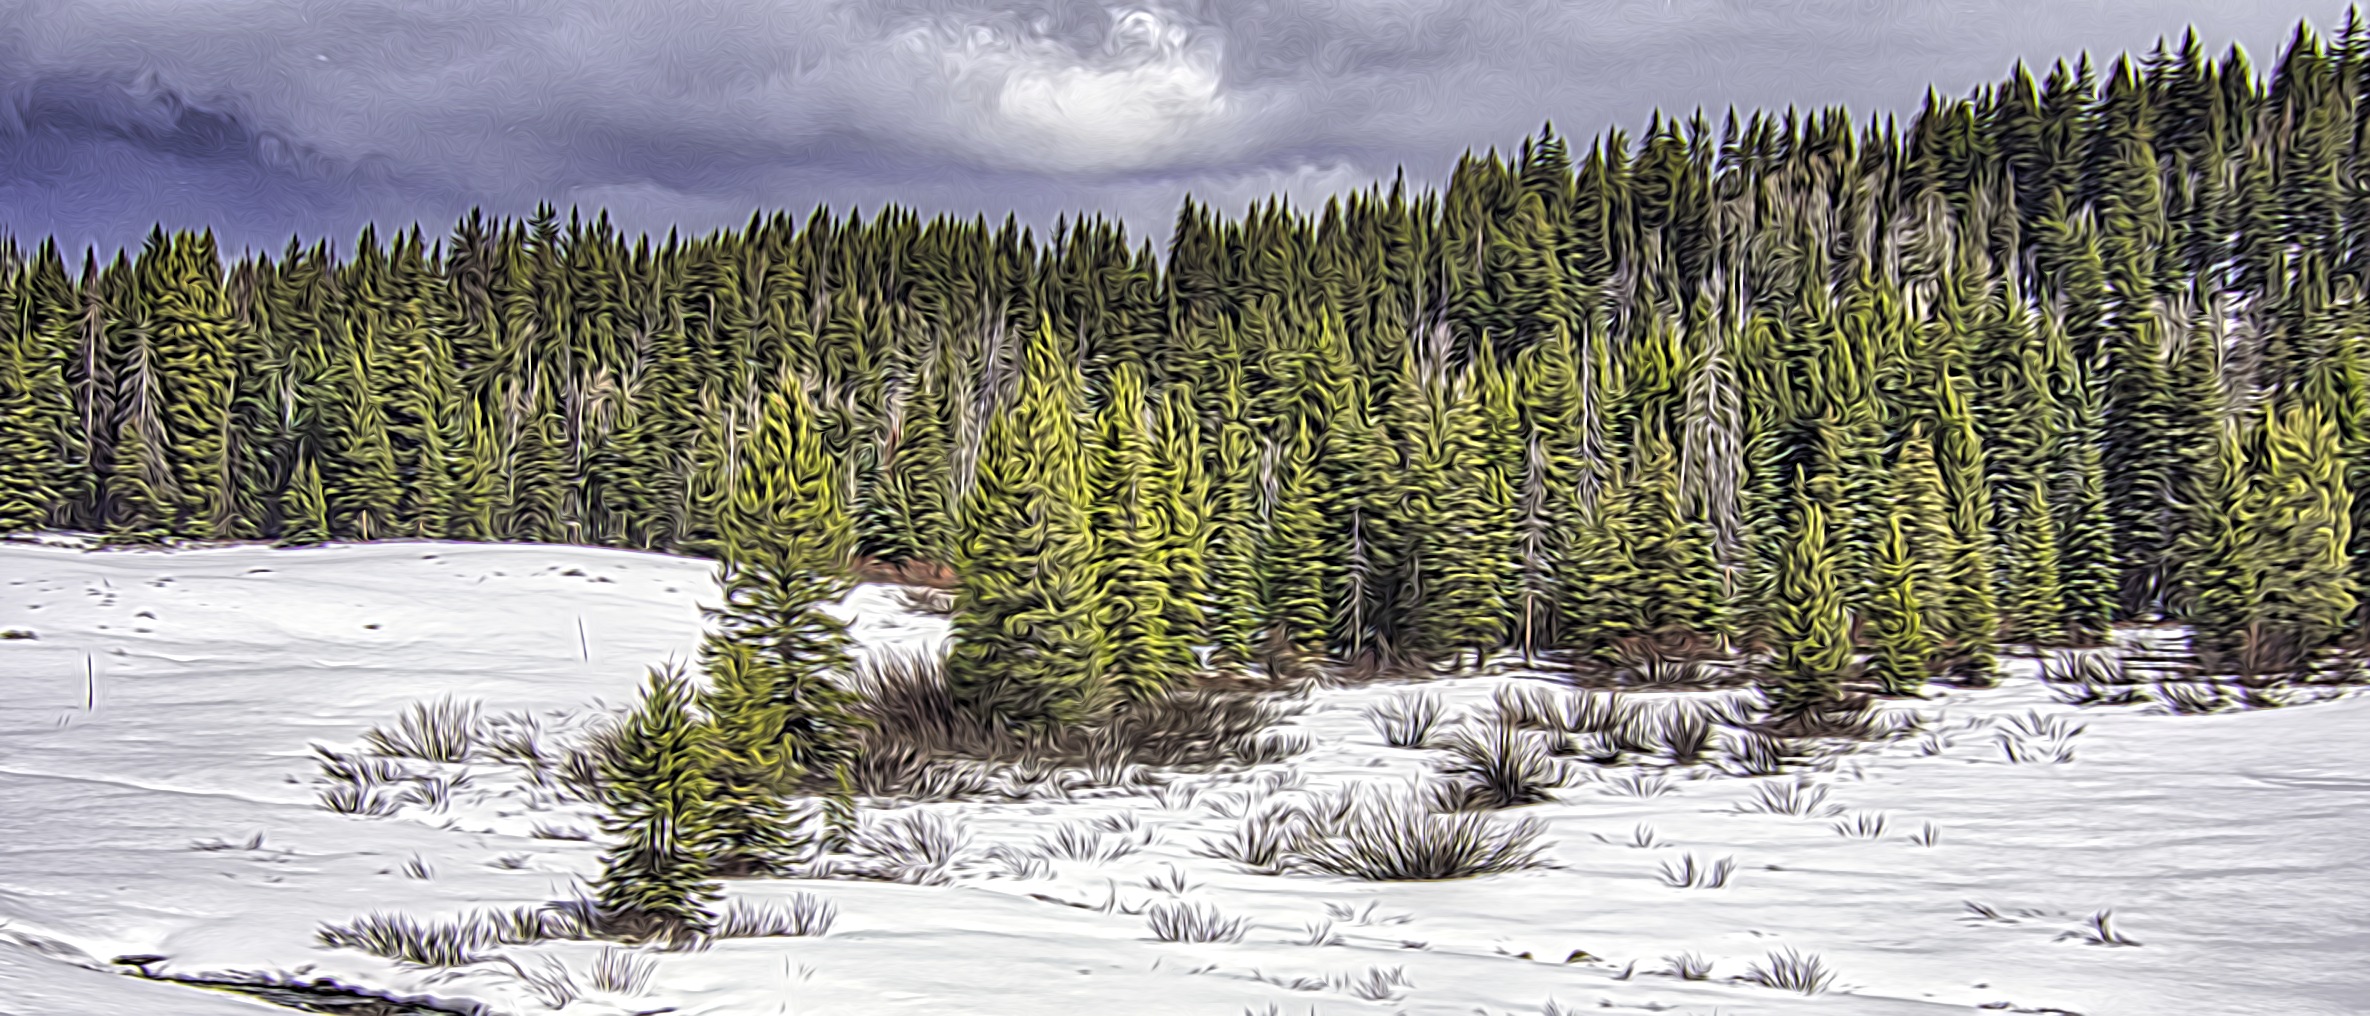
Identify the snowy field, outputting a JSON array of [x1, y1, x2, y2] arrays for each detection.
[[1, 538, 2365, 1016]]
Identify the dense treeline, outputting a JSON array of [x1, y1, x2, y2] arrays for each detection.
[[9, 20, 2370, 727]]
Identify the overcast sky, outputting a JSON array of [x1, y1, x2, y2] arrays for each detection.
[[0, 0, 2355, 260]]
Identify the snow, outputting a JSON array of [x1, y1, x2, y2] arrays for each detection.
[[2, 537, 2366, 1016]]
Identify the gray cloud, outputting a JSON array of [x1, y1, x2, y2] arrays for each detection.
[[0, 0, 2355, 259]]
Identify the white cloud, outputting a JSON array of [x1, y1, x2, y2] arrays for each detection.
[[890, 4, 1243, 174]]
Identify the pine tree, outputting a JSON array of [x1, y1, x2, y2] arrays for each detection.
[[595, 665, 724, 945], [947, 319, 1111, 728], [698, 380, 866, 868], [1260, 418, 1334, 674], [1088, 363, 1196, 698], [2005, 478, 2069, 646], [1865, 511, 1938, 695], [0, 258, 74, 530], [1149, 385, 1213, 664], [1933, 377, 2003, 684], [2055, 351, 2118, 643], [1768, 476, 1855, 718]]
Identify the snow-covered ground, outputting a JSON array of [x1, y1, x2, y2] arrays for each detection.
[[1, 539, 2365, 1016]]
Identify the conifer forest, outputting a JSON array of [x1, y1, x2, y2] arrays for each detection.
[[9, 18, 2370, 964]]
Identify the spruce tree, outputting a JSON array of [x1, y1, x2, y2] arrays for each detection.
[[947, 319, 1111, 727], [1088, 363, 1196, 698], [595, 665, 724, 945], [1933, 377, 2003, 684], [1768, 476, 1855, 718], [0, 260, 73, 530], [1865, 512, 1938, 695], [2005, 478, 2070, 646], [698, 380, 866, 868]]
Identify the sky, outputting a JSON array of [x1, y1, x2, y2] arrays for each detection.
[[0, 0, 2357, 261]]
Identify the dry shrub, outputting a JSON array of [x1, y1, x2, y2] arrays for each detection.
[[845, 648, 1305, 801]]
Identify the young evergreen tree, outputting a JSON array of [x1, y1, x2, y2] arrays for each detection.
[[595, 665, 724, 945], [1088, 363, 1196, 697], [2005, 478, 2070, 646], [1865, 511, 1938, 695], [1768, 475, 1855, 718], [698, 380, 867, 867]]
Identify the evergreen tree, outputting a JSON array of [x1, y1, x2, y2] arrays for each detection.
[[2005, 478, 2070, 645], [595, 666, 724, 945], [0, 258, 74, 530], [1088, 363, 1197, 697], [947, 319, 1111, 727], [1768, 476, 1855, 718], [1865, 511, 1938, 695], [698, 380, 866, 867]]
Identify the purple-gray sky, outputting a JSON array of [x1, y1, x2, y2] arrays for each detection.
[[0, 0, 2355, 260]]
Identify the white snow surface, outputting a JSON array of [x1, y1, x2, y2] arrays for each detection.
[[0, 538, 2365, 1016]]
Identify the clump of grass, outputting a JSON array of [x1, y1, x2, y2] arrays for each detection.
[[364, 697, 481, 763], [1743, 948, 1834, 994], [1589, 823, 1662, 849], [315, 904, 594, 968], [1037, 821, 1146, 864], [714, 894, 837, 938], [1366, 693, 1447, 749], [983, 843, 1052, 880], [2058, 909, 2141, 947], [1739, 780, 1837, 818], [1286, 786, 1550, 881], [1428, 720, 1567, 810], [1339, 964, 1413, 1001], [1715, 727, 1788, 776], [1663, 952, 1713, 980], [1194, 801, 1308, 875], [1597, 770, 1672, 799], [1652, 702, 1717, 764], [396, 773, 471, 812], [318, 781, 403, 817], [1140, 864, 1199, 895], [588, 946, 656, 994], [1656, 853, 1735, 889], [841, 812, 972, 885], [1830, 812, 1889, 839], [1145, 901, 1250, 943]]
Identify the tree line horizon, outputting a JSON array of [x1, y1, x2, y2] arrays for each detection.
[[8, 16, 2370, 726]]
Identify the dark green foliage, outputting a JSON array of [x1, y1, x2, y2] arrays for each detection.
[[1865, 512, 1938, 695], [697, 381, 868, 869], [1767, 478, 1854, 717], [3, 18, 2366, 722], [594, 666, 724, 945], [946, 319, 1112, 728]]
